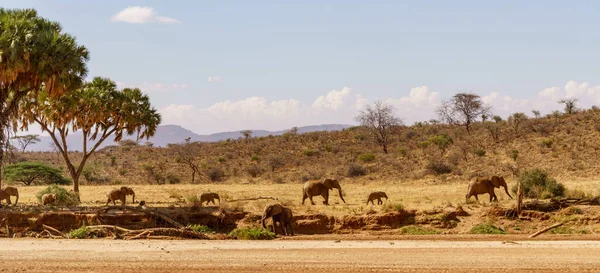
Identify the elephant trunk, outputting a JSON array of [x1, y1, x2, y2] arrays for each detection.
[[337, 188, 346, 203], [15, 192, 19, 205], [132, 193, 135, 204], [503, 185, 513, 199]]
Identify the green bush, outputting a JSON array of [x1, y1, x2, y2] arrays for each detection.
[[541, 138, 553, 148], [266, 155, 285, 171], [186, 224, 215, 233], [398, 225, 440, 235], [346, 163, 367, 177], [229, 227, 275, 240], [68, 225, 88, 239], [382, 202, 405, 213], [512, 168, 565, 199], [82, 164, 110, 184], [246, 164, 264, 178], [166, 173, 181, 184], [36, 185, 80, 206], [302, 149, 319, 157], [509, 150, 519, 161], [470, 223, 506, 234], [2, 162, 71, 186], [427, 134, 453, 155], [425, 160, 452, 175], [207, 167, 225, 182], [473, 148, 486, 157], [358, 153, 376, 163]]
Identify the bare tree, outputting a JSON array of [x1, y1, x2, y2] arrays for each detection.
[[437, 93, 491, 132], [169, 138, 203, 183], [355, 101, 402, 154], [558, 98, 578, 115]]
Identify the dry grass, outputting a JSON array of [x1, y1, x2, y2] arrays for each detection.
[[12, 178, 600, 216]]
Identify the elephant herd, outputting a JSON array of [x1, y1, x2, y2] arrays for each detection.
[[0, 175, 512, 235]]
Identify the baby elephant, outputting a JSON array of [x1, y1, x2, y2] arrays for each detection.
[[42, 193, 58, 205], [261, 204, 294, 236], [199, 192, 220, 206], [367, 191, 389, 205], [0, 186, 19, 205], [106, 186, 135, 206]]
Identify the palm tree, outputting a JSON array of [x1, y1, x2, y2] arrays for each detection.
[[0, 8, 89, 187]]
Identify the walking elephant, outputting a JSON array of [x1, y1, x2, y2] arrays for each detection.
[[302, 178, 346, 205], [0, 187, 19, 205], [199, 192, 220, 206], [367, 191, 388, 205], [106, 186, 135, 205], [466, 176, 512, 202], [261, 204, 294, 236]]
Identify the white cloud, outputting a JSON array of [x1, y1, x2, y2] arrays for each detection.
[[111, 7, 181, 24], [208, 76, 221, 83], [385, 86, 441, 123], [312, 87, 352, 111]]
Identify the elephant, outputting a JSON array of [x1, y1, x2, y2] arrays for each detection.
[[199, 192, 220, 206], [302, 178, 346, 205], [261, 204, 294, 236], [0, 187, 19, 205], [106, 186, 135, 206], [367, 191, 388, 205], [466, 176, 513, 202], [42, 193, 58, 205]]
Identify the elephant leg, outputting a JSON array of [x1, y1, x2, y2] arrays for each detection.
[[287, 222, 294, 236], [308, 195, 316, 205], [321, 191, 329, 205], [474, 195, 479, 201], [302, 192, 308, 205], [271, 216, 278, 235]]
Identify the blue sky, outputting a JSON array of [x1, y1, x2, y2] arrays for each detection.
[[3, 1, 600, 134]]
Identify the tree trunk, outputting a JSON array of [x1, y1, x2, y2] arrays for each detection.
[[0, 126, 5, 189], [516, 181, 523, 215], [382, 144, 388, 154]]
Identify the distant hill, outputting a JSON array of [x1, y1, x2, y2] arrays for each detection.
[[25, 124, 353, 151]]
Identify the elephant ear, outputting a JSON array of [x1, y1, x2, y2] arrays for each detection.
[[323, 178, 333, 189], [490, 176, 504, 188]]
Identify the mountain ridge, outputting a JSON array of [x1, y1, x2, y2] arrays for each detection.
[[25, 124, 353, 151]]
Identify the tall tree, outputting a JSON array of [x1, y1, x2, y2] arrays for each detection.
[[19, 77, 161, 193], [437, 93, 491, 132], [0, 8, 89, 187], [355, 101, 402, 153]]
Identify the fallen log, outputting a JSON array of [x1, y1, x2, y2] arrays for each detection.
[[528, 222, 564, 238], [226, 196, 279, 202]]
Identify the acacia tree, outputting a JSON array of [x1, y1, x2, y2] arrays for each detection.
[[355, 101, 402, 154], [558, 98, 578, 115], [169, 138, 203, 183], [437, 93, 491, 132], [11, 134, 40, 152], [19, 77, 161, 193], [0, 8, 89, 187]]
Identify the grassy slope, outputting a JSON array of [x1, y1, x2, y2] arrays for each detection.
[[16, 108, 600, 188]]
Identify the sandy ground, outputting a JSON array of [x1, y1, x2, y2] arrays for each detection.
[[2, 239, 600, 272]]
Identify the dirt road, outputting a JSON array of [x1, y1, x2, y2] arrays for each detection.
[[2, 239, 600, 272]]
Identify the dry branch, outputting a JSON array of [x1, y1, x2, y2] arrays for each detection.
[[42, 224, 66, 238], [86, 225, 132, 233], [226, 196, 279, 202], [528, 222, 564, 238], [98, 205, 184, 228], [127, 230, 152, 240]]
